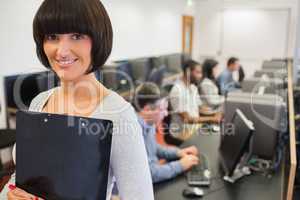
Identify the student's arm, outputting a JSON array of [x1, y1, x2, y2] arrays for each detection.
[[218, 74, 228, 95], [178, 112, 219, 124], [149, 160, 183, 183], [156, 143, 180, 160], [219, 74, 239, 95], [149, 154, 198, 183]]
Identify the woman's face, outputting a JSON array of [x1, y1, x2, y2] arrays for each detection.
[[43, 33, 92, 82], [212, 65, 220, 79]]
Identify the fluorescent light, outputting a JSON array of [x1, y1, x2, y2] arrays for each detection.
[[187, 0, 194, 7]]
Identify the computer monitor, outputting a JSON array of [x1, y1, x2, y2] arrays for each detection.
[[254, 69, 287, 79], [99, 65, 119, 91], [115, 62, 133, 92], [219, 109, 254, 181], [0, 76, 8, 129], [35, 71, 59, 93], [262, 60, 287, 70], [4, 74, 19, 109], [4, 71, 59, 110], [224, 94, 286, 160], [227, 91, 285, 103], [241, 77, 286, 97]]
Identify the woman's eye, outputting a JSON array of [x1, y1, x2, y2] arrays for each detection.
[[45, 34, 58, 41], [72, 34, 84, 40]]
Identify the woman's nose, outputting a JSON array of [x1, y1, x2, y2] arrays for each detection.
[[56, 38, 71, 58]]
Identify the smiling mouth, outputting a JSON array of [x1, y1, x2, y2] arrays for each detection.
[[55, 59, 78, 67]]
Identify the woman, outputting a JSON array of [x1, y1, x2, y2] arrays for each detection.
[[5, 0, 154, 199], [198, 59, 224, 111]]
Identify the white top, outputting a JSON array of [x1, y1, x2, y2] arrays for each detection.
[[1, 88, 154, 200], [199, 78, 224, 110], [169, 80, 202, 136]]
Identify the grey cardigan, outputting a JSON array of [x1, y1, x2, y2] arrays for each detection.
[[199, 78, 224, 110], [1, 88, 154, 200]]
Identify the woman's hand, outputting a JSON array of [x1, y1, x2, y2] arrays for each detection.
[[7, 185, 40, 200]]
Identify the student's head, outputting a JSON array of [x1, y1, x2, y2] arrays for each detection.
[[227, 57, 240, 72], [33, 0, 113, 82], [202, 59, 219, 80], [182, 60, 202, 84], [134, 82, 167, 125]]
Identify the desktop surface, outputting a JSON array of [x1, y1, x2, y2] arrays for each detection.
[[154, 133, 284, 200]]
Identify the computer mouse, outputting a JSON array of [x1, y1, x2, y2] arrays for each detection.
[[182, 187, 204, 198], [212, 125, 220, 132], [204, 169, 211, 178]]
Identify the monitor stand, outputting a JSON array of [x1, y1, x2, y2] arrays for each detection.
[[223, 145, 253, 183], [223, 129, 254, 183], [223, 165, 251, 183]]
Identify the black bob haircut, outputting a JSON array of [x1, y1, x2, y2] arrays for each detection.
[[202, 59, 218, 80], [33, 0, 113, 74], [227, 57, 239, 67], [182, 60, 201, 75]]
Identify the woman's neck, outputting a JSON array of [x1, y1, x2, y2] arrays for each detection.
[[59, 73, 108, 101]]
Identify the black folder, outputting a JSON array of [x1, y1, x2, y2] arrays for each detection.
[[16, 110, 113, 200]]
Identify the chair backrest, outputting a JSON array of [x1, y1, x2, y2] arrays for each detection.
[[129, 58, 152, 85], [165, 53, 183, 74], [161, 84, 183, 146]]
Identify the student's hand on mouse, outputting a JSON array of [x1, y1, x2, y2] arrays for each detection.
[[178, 146, 198, 157], [7, 185, 42, 200], [179, 155, 199, 171]]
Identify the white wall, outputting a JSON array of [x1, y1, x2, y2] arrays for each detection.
[[103, 0, 193, 61], [193, 0, 298, 77], [0, 0, 297, 78], [0, 0, 44, 76], [294, 0, 300, 84], [0, 0, 194, 76]]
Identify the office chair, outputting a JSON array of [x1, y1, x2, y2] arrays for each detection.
[[161, 84, 184, 146], [129, 58, 152, 85]]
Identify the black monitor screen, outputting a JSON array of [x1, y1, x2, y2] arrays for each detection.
[[219, 109, 254, 176], [5, 72, 58, 110]]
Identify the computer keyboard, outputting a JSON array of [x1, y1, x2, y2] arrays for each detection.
[[187, 154, 211, 186]]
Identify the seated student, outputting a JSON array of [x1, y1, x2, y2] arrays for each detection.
[[135, 82, 199, 183], [169, 60, 222, 140], [217, 57, 241, 95], [198, 59, 224, 111]]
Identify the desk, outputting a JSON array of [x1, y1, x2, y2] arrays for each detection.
[[154, 133, 285, 200]]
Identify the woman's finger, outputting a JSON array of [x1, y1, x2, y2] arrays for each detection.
[[9, 187, 36, 199]]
